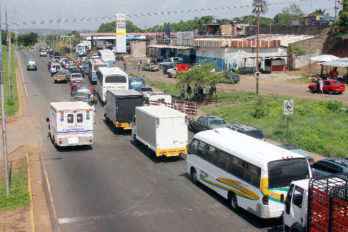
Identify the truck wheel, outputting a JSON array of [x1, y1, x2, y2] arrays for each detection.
[[190, 168, 198, 184], [289, 223, 303, 232], [133, 135, 139, 145], [229, 192, 239, 212]]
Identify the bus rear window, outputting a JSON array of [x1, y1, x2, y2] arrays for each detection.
[[268, 158, 309, 189], [105, 75, 126, 83]]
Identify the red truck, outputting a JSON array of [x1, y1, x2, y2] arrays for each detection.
[[308, 79, 345, 94], [283, 173, 348, 232]]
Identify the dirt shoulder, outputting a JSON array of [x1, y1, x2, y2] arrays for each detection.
[[0, 53, 52, 232]]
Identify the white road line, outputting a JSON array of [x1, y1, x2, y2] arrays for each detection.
[[58, 203, 221, 225], [16, 52, 29, 97]]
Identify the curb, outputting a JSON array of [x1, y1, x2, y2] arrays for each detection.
[[26, 153, 35, 232]]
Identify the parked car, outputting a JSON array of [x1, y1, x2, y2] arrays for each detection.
[[311, 158, 348, 176], [162, 63, 175, 74], [52, 70, 69, 83], [70, 80, 85, 95], [71, 84, 94, 97], [71, 93, 91, 103], [142, 63, 159, 72], [40, 50, 47, 57], [223, 71, 240, 84], [279, 144, 314, 163], [167, 67, 177, 78], [67, 68, 83, 80], [226, 124, 264, 140], [69, 73, 83, 83], [308, 79, 345, 94], [159, 57, 183, 68], [27, 61, 37, 71], [188, 115, 228, 133]]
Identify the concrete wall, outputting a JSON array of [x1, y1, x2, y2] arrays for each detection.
[[130, 41, 146, 58], [246, 25, 330, 37], [289, 28, 330, 69]]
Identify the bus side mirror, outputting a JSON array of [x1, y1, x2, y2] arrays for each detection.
[[285, 198, 290, 214], [46, 117, 50, 123]]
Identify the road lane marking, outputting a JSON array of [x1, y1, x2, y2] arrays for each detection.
[[58, 203, 221, 224], [26, 153, 36, 232], [16, 52, 29, 97]]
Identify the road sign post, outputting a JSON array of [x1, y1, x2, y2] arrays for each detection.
[[284, 100, 294, 137]]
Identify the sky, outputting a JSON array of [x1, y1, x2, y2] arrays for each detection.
[[8, 0, 337, 31]]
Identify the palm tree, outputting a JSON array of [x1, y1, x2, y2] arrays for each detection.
[[252, 0, 268, 94]]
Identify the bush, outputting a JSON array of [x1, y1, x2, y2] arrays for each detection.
[[251, 96, 268, 119], [326, 100, 342, 112]]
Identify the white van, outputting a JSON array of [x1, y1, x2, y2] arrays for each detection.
[[50, 63, 61, 76], [47, 101, 94, 147]]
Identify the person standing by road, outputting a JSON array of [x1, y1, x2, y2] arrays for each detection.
[[124, 60, 127, 71], [194, 84, 199, 101], [180, 86, 185, 99], [319, 78, 324, 94], [187, 84, 192, 100], [203, 86, 207, 101]]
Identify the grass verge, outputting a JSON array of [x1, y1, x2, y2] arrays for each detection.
[[0, 158, 30, 211], [149, 80, 348, 158], [1, 45, 19, 116]]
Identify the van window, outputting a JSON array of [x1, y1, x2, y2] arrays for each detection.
[[67, 114, 74, 123], [77, 113, 83, 123]]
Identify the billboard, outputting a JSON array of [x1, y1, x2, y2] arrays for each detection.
[[116, 13, 126, 53]]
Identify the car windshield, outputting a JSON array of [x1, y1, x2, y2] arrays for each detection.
[[244, 130, 264, 139], [268, 158, 309, 188], [208, 119, 227, 125]]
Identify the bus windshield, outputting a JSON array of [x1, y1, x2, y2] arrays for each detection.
[[268, 158, 309, 189]]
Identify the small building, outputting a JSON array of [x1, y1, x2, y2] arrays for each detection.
[[300, 12, 335, 26], [198, 22, 249, 37]]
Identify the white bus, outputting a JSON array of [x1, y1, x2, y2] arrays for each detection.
[[187, 128, 311, 219], [96, 67, 129, 103], [89, 58, 108, 83], [98, 49, 115, 67]]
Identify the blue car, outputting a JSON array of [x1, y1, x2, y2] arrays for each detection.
[[129, 77, 144, 89]]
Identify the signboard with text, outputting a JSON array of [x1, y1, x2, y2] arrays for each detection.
[[116, 13, 126, 53]]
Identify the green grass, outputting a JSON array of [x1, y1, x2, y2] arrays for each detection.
[[1, 45, 19, 116], [148, 80, 348, 158], [0, 158, 30, 211], [147, 79, 180, 96], [287, 75, 312, 84]]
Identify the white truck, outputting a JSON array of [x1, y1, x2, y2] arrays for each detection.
[[47, 101, 94, 148], [132, 105, 188, 158], [283, 173, 348, 232]]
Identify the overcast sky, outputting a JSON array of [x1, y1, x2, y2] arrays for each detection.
[[8, 0, 336, 31]]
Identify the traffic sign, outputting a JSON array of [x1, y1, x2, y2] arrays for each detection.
[[255, 71, 261, 79], [284, 100, 294, 115]]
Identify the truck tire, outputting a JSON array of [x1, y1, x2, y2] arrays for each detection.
[[133, 135, 139, 145], [229, 192, 239, 212], [289, 223, 304, 232], [190, 168, 198, 184]]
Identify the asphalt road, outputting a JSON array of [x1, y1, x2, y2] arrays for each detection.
[[17, 49, 283, 232]]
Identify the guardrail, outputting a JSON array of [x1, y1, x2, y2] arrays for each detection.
[[149, 100, 197, 120]]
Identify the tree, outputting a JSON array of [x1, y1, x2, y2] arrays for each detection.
[[338, 0, 348, 27], [1, 30, 16, 45], [97, 20, 142, 33], [17, 32, 38, 47], [273, 3, 304, 25], [175, 61, 224, 100], [315, 9, 327, 15]]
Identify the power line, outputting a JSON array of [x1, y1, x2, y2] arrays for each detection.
[[10, 0, 328, 27]]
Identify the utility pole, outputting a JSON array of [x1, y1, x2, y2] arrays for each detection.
[[256, 3, 260, 94], [335, 0, 338, 21], [4, 0, 12, 102], [0, 0, 11, 195]]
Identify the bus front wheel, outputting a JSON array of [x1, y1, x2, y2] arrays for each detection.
[[229, 192, 239, 212], [190, 168, 198, 184]]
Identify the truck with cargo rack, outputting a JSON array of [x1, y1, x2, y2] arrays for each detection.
[[283, 173, 348, 232], [132, 105, 188, 158], [104, 89, 144, 130]]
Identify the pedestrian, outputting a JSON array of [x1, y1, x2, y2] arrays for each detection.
[[141, 75, 145, 85], [203, 86, 207, 101], [209, 84, 214, 99], [124, 60, 127, 71], [193, 84, 199, 101], [137, 62, 141, 75], [133, 62, 137, 70], [198, 87, 203, 101], [319, 78, 324, 94], [187, 84, 192, 100], [180, 86, 185, 99], [91, 102, 96, 124]]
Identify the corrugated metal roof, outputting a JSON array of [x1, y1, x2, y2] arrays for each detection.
[[320, 58, 348, 67], [148, 44, 193, 50]]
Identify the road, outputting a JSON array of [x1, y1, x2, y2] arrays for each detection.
[[17, 49, 282, 232]]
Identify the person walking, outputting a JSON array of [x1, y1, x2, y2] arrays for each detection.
[[137, 62, 141, 75], [124, 60, 127, 71], [319, 78, 324, 94], [187, 84, 192, 100], [203, 86, 207, 101]]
